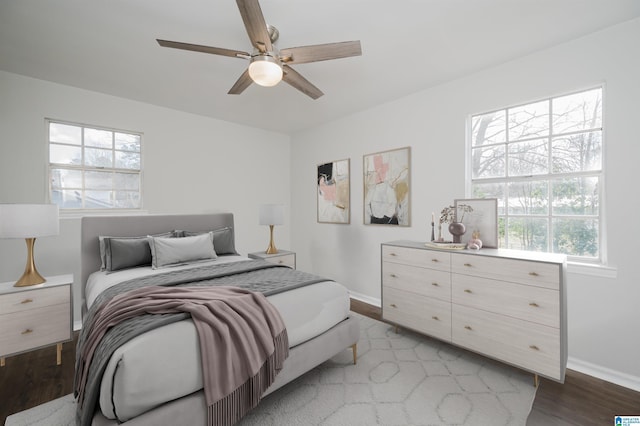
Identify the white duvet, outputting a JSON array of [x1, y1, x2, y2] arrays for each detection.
[[85, 257, 350, 421]]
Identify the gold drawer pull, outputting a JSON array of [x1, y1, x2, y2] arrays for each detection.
[[529, 272, 539, 276], [464, 289, 472, 293], [21, 298, 34, 304], [432, 316, 439, 321], [390, 273, 398, 278], [431, 258, 439, 263], [529, 302, 540, 307], [529, 345, 540, 351], [464, 263, 472, 267], [278, 260, 284, 264], [464, 325, 472, 330], [389, 253, 397, 257], [21, 329, 33, 335], [390, 303, 398, 308], [431, 282, 439, 287]]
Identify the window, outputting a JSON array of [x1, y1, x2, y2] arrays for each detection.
[[48, 120, 142, 210], [469, 87, 603, 262]]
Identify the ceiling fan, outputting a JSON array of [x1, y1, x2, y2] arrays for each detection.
[[156, 0, 362, 100]]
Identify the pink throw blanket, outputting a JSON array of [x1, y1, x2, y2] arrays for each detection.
[[76, 285, 288, 426]]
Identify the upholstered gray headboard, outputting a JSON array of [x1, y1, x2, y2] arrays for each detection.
[[80, 213, 235, 316]]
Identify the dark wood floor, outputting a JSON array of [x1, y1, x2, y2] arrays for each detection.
[[1, 301, 638, 425]]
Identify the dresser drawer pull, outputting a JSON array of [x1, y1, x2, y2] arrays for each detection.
[[431, 282, 439, 287], [390, 303, 398, 308], [464, 263, 472, 267], [389, 253, 397, 257], [390, 274, 398, 278], [529, 345, 540, 351], [464, 325, 473, 331], [432, 316, 439, 321], [464, 289, 472, 294], [529, 272, 539, 276], [529, 302, 540, 307], [21, 329, 34, 335], [431, 259, 439, 263], [21, 298, 34, 304]]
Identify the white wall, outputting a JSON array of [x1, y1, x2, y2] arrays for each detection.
[[290, 18, 640, 389], [0, 71, 291, 324]]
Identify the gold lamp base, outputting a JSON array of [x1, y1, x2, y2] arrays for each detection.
[[14, 238, 47, 287], [265, 224, 278, 254]]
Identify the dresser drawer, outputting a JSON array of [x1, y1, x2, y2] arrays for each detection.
[[452, 274, 559, 328], [0, 285, 69, 315], [383, 245, 450, 271], [451, 254, 560, 290], [452, 304, 561, 380], [383, 261, 451, 302], [383, 287, 451, 342], [0, 302, 71, 357]]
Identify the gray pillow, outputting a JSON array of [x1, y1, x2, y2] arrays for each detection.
[[148, 232, 217, 269], [178, 227, 238, 255], [99, 231, 174, 271]]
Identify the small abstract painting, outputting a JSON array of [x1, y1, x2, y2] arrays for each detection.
[[363, 147, 410, 226], [317, 159, 350, 224]]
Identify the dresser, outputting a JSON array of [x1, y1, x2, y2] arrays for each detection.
[[248, 250, 296, 269], [381, 241, 567, 383], [0, 274, 73, 367]]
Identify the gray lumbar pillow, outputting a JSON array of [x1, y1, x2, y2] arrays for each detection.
[[178, 227, 238, 255], [148, 232, 217, 269]]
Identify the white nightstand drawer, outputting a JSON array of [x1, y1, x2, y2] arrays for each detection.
[[0, 285, 69, 315], [382, 245, 450, 271], [264, 253, 295, 268], [0, 302, 71, 357], [383, 261, 451, 302]]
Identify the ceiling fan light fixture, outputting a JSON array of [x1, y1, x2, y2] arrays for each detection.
[[248, 55, 283, 87]]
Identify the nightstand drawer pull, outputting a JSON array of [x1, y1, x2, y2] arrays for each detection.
[[464, 289, 472, 294], [464, 325, 473, 330], [432, 316, 439, 321], [21, 329, 33, 335], [21, 298, 34, 304], [529, 345, 540, 351], [431, 282, 439, 287], [529, 302, 540, 307], [529, 272, 539, 276], [390, 303, 398, 308]]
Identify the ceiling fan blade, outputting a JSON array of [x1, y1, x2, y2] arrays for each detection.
[[236, 0, 272, 53], [228, 69, 253, 95], [280, 41, 362, 65], [157, 39, 249, 58], [282, 65, 323, 100]]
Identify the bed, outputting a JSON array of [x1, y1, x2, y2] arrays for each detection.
[[77, 213, 360, 426]]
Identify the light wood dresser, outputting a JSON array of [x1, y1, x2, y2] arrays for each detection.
[[0, 274, 73, 367], [382, 241, 567, 383]]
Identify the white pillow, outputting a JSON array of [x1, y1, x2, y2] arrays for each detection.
[[148, 232, 216, 269]]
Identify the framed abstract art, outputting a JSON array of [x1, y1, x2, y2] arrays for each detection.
[[363, 147, 410, 226], [317, 158, 350, 224]]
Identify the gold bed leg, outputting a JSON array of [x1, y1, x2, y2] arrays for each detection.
[[56, 343, 63, 366], [394, 325, 399, 334], [533, 374, 539, 388], [1, 357, 5, 367], [351, 344, 357, 365]]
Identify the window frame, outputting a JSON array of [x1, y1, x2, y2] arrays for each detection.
[[465, 86, 606, 265], [46, 118, 144, 213]]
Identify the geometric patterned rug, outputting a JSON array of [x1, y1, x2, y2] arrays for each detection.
[[5, 313, 536, 426]]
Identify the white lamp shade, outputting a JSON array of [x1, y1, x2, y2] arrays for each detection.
[[248, 56, 283, 87], [259, 204, 284, 226], [0, 204, 59, 238]]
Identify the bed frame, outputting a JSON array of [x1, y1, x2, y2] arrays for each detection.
[[80, 213, 360, 426]]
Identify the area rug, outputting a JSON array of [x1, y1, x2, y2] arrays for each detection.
[[5, 313, 536, 426]]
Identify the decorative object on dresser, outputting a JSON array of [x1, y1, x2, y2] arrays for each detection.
[[381, 240, 567, 385], [363, 146, 410, 226], [0, 203, 59, 286], [259, 203, 284, 254], [0, 274, 73, 367], [317, 158, 350, 224], [248, 249, 296, 269], [454, 198, 498, 248]]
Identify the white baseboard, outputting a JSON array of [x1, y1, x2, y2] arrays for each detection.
[[568, 356, 640, 392], [349, 291, 381, 308]]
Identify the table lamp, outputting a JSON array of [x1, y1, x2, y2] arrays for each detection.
[[0, 204, 60, 287], [259, 204, 284, 254]]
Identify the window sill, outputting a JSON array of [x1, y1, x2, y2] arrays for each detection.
[[60, 209, 149, 220], [567, 261, 617, 279]]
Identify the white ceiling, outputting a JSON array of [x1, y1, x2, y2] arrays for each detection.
[[1, 0, 639, 135]]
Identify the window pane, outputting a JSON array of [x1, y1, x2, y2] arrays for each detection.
[[508, 138, 549, 177], [552, 131, 602, 173], [506, 217, 548, 251], [50, 123, 81, 145], [85, 170, 113, 190], [114, 172, 139, 191], [552, 177, 599, 215], [472, 111, 506, 146], [472, 145, 505, 178], [552, 88, 602, 134], [507, 181, 548, 215], [508, 100, 549, 141], [85, 128, 113, 149], [51, 189, 83, 209], [472, 182, 505, 215], [85, 147, 113, 167], [114, 191, 141, 209], [50, 168, 82, 189], [115, 133, 140, 152], [115, 151, 140, 170], [50, 143, 82, 165], [553, 217, 598, 257], [85, 191, 114, 208]]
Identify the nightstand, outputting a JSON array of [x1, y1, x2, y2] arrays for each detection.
[[0, 274, 73, 367], [248, 250, 296, 269]]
